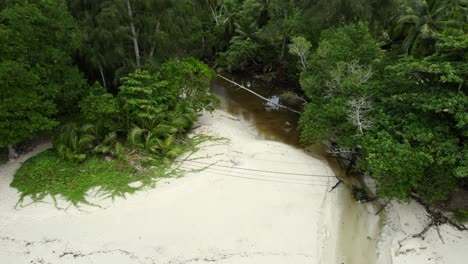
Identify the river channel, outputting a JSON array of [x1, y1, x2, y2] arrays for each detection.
[[210, 74, 383, 264]]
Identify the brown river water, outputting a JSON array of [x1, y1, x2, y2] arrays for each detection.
[[210, 75, 382, 264]]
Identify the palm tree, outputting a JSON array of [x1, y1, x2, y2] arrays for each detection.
[[396, 0, 461, 55], [231, 20, 260, 42], [220, 0, 240, 37]]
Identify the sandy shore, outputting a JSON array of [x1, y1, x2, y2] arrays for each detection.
[[0, 110, 341, 263], [377, 200, 468, 264]]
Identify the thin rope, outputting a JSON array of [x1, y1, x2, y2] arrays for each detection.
[[217, 74, 302, 114]]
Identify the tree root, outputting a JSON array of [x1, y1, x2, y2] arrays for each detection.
[[396, 194, 468, 248], [396, 194, 468, 252], [411, 213, 443, 242], [410, 193, 467, 232]]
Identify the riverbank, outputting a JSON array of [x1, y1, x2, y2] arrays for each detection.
[[0, 110, 342, 263]]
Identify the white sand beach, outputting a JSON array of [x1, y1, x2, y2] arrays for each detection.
[[0, 110, 340, 264], [2, 110, 466, 264]]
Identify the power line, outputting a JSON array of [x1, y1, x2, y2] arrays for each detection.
[[184, 168, 332, 187], [218, 74, 302, 114], [180, 164, 331, 183], [234, 156, 329, 167], [184, 160, 336, 178]]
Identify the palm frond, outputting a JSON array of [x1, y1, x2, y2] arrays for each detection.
[[153, 124, 178, 138], [80, 123, 96, 134], [103, 132, 117, 145], [127, 127, 144, 147]]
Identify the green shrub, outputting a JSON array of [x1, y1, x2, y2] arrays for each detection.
[[159, 57, 218, 112], [217, 38, 260, 72], [118, 70, 177, 130], [79, 83, 119, 130]]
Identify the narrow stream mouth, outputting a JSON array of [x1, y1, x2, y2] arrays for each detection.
[[211, 74, 383, 264], [211, 74, 302, 147]]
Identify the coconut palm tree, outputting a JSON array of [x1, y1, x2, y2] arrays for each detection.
[[396, 0, 462, 55]]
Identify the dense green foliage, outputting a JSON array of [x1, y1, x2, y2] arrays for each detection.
[[0, 0, 86, 149], [299, 23, 382, 144], [1, 0, 467, 205], [69, 58, 216, 163], [358, 34, 467, 201], [79, 84, 120, 130], [69, 0, 210, 88], [299, 25, 467, 202]]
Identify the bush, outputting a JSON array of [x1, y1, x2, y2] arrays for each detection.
[[79, 83, 119, 130], [217, 38, 260, 72], [118, 70, 177, 130], [119, 58, 217, 130], [159, 57, 218, 112]]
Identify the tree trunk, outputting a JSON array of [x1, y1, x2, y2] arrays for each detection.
[[8, 144, 18, 160], [149, 16, 162, 61], [201, 35, 206, 57], [209, 4, 220, 26], [280, 36, 287, 60], [98, 64, 107, 90], [126, 0, 140, 68]]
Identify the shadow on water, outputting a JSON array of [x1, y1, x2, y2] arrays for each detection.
[[211, 74, 382, 264]]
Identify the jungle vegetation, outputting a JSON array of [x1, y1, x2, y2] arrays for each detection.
[[0, 0, 466, 204]]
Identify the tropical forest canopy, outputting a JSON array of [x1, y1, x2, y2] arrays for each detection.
[[0, 0, 467, 203]]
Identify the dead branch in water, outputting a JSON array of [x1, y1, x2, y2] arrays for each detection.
[[217, 74, 302, 114]]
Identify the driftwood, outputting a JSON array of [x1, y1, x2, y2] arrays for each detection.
[[329, 180, 342, 192], [217, 74, 302, 114], [375, 201, 389, 215]]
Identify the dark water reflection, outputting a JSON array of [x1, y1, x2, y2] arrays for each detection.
[[210, 75, 302, 147]]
